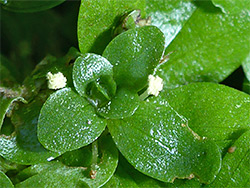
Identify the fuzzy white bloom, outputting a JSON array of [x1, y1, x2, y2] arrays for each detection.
[[46, 72, 67, 90], [147, 74, 163, 96]]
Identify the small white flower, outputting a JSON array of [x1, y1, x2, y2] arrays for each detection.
[[46, 72, 67, 90], [147, 74, 163, 96]]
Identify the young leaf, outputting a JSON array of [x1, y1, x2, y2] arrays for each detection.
[[103, 26, 165, 91], [78, 0, 146, 54], [211, 0, 249, 14], [97, 88, 140, 119], [0, 96, 60, 165], [165, 83, 250, 142], [16, 134, 118, 188], [0, 171, 14, 188], [146, 0, 196, 47], [156, 1, 250, 89], [73, 53, 116, 102], [1, 0, 65, 13], [38, 88, 106, 153], [108, 98, 221, 183], [206, 130, 250, 187]]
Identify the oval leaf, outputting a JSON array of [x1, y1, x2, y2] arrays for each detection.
[[108, 98, 221, 183], [206, 130, 250, 187], [16, 134, 118, 188], [38, 88, 106, 153], [73, 53, 116, 100], [157, 1, 250, 89], [165, 83, 250, 142], [0, 98, 60, 165], [103, 26, 165, 91], [77, 0, 146, 54], [97, 88, 140, 119]]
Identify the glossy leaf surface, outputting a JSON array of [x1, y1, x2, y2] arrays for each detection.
[[78, 0, 146, 54], [165, 83, 250, 141], [16, 135, 118, 188], [156, 1, 250, 89], [73, 53, 115, 100], [0, 96, 60, 165], [207, 130, 250, 187], [97, 88, 140, 119], [0, 171, 14, 188], [146, 0, 196, 47], [108, 97, 221, 183], [103, 26, 165, 91], [211, 0, 250, 14], [38, 88, 106, 153], [1, 0, 65, 13]]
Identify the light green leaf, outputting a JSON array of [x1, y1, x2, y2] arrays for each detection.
[[1, 0, 65, 13], [73, 53, 116, 104], [146, 0, 196, 47], [108, 97, 221, 183], [242, 53, 250, 82], [165, 83, 250, 142], [97, 88, 140, 119], [206, 130, 250, 187], [211, 0, 250, 14], [0, 96, 60, 165], [0, 171, 14, 188], [38, 88, 106, 153], [78, 0, 146, 54], [243, 78, 250, 95], [16, 134, 118, 188], [103, 26, 165, 91], [157, 1, 250, 89]]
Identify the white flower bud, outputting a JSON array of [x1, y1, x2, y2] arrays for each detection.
[[46, 72, 67, 90], [147, 74, 163, 96]]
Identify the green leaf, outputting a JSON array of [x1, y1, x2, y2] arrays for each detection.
[[157, 0, 250, 89], [16, 134, 118, 188], [73, 53, 116, 103], [0, 92, 26, 130], [118, 155, 201, 188], [38, 88, 106, 153], [211, 0, 250, 14], [206, 130, 250, 187], [165, 83, 250, 142], [103, 164, 139, 188], [0, 95, 60, 165], [23, 47, 80, 101], [0, 171, 14, 188], [1, 0, 65, 13], [146, 0, 196, 47], [103, 26, 165, 91], [78, 0, 146, 54], [243, 78, 250, 95], [242, 53, 250, 82], [108, 97, 221, 183], [97, 88, 140, 119]]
